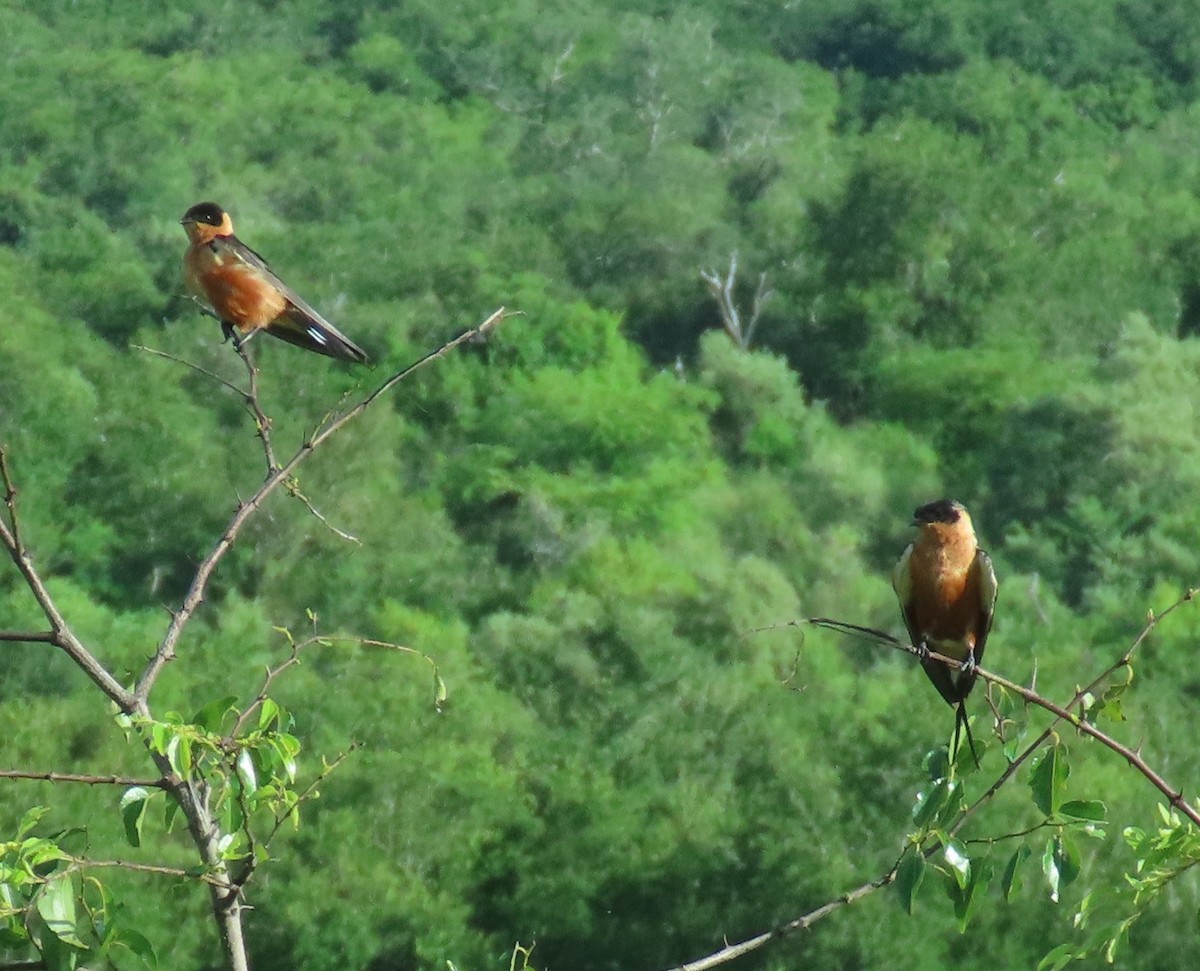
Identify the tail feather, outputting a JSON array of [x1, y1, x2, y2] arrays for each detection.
[[952, 702, 980, 768], [268, 307, 369, 364]]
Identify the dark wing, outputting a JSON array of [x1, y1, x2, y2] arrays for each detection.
[[970, 548, 998, 670], [221, 235, 369, 364], [891, 542, 919, 647]]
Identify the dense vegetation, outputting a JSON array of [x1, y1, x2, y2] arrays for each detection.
[[3, 0, 1200, 967]]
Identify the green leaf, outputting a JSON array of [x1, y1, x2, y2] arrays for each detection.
[[1041, 833, 1080, 904], [191, 695, 237, 733], [1042, 837, 1061, 902], [912, 778, 955, 829], [120, 787, 151, 849], [167, 735, 192, 776], [1060, 799, 1107, 823], [955, 859, 993, 931], [1037, 943, 1077, 971], [110, 926, 158, 970], [258, 698, 281, 732], [1002, 844, 1032, 901], [896, 850, 925, 915], [16, 806, 50, 840], [236, 749, 258, 796], [1030, 746, 1068, 818], [35, 873, 84, 948], [943, 839, 970, 890], [162, 798, 180, 833], [1054, 833, 1082, 888]]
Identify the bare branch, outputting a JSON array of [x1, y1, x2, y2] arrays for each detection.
[[742, 272, 775, 348], [282, 478, 360, 544], [0, 769, 168, 788], [234, 341, 279, 474], [663, 859, 901, 971], [62, 855, 221, 885], [132, 345, 246, 399], [701, 254, 772, 350], [0, 631, 56, 643], [0, 449, 135, 712], [134, 307, 510, 703]]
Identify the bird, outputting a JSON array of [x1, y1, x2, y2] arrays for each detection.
[[180, 202, 369, 363], [892, 498, 998, 765]]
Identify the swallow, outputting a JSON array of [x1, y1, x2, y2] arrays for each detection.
[[180, 202, 368, 363], [893, 498, 998, 764]]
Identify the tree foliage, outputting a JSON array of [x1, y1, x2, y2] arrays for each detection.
[[3, 1, 1200, 969]]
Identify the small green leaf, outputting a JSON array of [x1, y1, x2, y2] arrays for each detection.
[[1054, 833, 1082, 888], [922, 746, 950, 782], [1030, 746, 1068, 818], [16, 806, 50, 839], [955, 859, 993, 930], [258, 699, 281, 732], [35, 873, 84, 948], [191, 696, 237, 733], [1002, 844, 1032, 901], [1042, 838, 1061, 902], [1060, 800, 1107, 823], [433, 671, 448, 712], [943, 840, 970, 890], [912, 778, 953, 828], [120, 788, 151, 848], [110, 926, 158, 971], [896, 850, 925, 915], [163, 798, 180, 833], [236, 749, 258, 796], [1037, 943, 1077, 971], [167, 735, 193, 776]]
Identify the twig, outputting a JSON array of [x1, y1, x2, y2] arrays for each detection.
[[283, 478, 360, 544], [261, 743, 359, 850], [132, 345, 246, 398], [663, 859, 901, 971], [134, 307, 509, 703], [0, 450, 135, 711], [228, 639, 304, 741], [0, 448, 23, 550], [234, 341, 279, 474], [62, 856, 220, 885], [0, 769, 168, 788], [0, 631, 57, 643]]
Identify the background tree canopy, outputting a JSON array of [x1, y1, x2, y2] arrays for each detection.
[[2, 1, 1200, 968]]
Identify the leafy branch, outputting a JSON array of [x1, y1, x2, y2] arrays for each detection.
[[0, 306, 510, 971], [664, 590, 1197, 971]]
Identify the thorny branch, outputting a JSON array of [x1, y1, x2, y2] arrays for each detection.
[[1, 307, 510, 971], [0, 769, 168, 788], [135, 306, 509, 702]]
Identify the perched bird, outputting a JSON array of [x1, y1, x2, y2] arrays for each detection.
[[893, 498, 998, 763], [180, 202, 368, 363]]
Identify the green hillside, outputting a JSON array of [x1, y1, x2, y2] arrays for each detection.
[[2, 1, 1200, 968]]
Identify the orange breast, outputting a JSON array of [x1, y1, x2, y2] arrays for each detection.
[[906, 543, 981, 657], [185, 247, 286, 331]]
